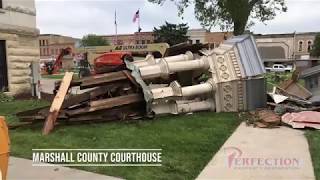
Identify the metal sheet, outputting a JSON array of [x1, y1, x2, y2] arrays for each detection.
[[225, 35, 266, 77], [245, 77, 267, 110]]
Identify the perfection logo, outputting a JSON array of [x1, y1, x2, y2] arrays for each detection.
[[32, 149, 162, 167], [224, 147, 302, 170]]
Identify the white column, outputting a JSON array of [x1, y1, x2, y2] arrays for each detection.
[[132, 51, 194, 68], [139, 56, 209, 79], [151, 79, 215, 100]]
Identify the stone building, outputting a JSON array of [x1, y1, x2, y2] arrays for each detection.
[[255, 32, 319, 70], [39, 34, 78, 61], [0, 0, 39, 95]]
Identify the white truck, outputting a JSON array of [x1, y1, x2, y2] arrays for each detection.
[[265, 64, 293, 73]]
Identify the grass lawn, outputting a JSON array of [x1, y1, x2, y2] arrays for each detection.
[[0, 99, 241, 180], [306, 131, 320, 180], [41, 74, 66, 80], [41, 73, 79, 80]]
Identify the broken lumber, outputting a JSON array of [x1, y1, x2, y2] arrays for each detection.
[[66, 93, 144, 116], [42, 72, 74, 135]]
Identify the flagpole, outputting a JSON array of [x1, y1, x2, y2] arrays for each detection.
[[115, 9, 118, 45], [138, 9, 141, 44], [138, 9, 141, 32]]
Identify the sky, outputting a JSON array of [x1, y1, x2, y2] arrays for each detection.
[[35, 0, 320, 38]]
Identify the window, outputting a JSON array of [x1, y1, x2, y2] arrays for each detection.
[[147, 40, 150, 44], [196, 40, 200, 44], [136, 40, 139, 44], [141, 40, 145, 44], [0, 0, 2, 9], [188, 40, 193, 44], [307, 41, 313, 52], [298, 41, 303, 52]]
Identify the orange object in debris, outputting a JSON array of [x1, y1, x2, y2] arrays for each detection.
[[0, 116, 9, 180]]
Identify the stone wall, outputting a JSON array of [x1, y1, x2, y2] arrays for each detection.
[[0, 26, 39, 95]]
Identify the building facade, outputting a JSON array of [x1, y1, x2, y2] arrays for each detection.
[[187, 29, 233, 48], [102, 32, 155, 45], [101, 29, 233, 47], [39, 34, 77, 60], [187, 28, 207, 44], [255, 32, 319, 70], [255, 32, 318, 59], [0, 0, 39, 95]]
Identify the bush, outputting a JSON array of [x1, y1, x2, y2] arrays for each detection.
[[0, 93, 14, 103]]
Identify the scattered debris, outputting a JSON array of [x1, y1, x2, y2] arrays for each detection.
[[245, 110, 281, 128], [268, 87, 288, 104], [16, 70, 146, 134], [282, 111, 320, 129]]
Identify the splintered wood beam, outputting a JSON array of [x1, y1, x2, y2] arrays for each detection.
[[80, 71, 129, 89], [66, 94, 144, 116], [42, 72, 74, 135]]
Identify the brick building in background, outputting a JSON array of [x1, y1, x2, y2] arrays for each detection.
[[39, 34, 78, 61], [187, 29, 233, 47], [101, 29, 233, 47], [101, 32, 154, 45]]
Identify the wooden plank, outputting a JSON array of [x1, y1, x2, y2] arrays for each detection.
[[42, 72, 74, 135], [66, 94, 143, 116], [80, 71, 128, 89]]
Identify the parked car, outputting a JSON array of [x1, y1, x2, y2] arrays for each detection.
[[265, 64, 293, 73]]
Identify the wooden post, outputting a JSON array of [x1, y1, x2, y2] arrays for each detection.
[[42, 72, 74, 135]]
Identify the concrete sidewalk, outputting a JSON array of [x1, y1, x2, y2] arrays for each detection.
[[197, 122, 315, 180], [8, 157, 122, 180]]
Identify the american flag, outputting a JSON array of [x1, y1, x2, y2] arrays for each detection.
[[133, 10, 139, 23]]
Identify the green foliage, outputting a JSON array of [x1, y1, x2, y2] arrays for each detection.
[[0, 92, 14, 103], [148, 0, 287, 35], [80, 34, 109, 47], [153, 21, 189, 46], [311, 34, 320, 57], [1, 99, 240, 180], [305, 130, 320, 180]]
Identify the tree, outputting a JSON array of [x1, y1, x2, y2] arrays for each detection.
[[311, 34, 320, 58], [153, 21, 189, 46], [148, 0, 287, 35], [80, 34, 109, 47]]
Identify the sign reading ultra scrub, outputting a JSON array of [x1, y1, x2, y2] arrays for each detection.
[[32, 149, 162, 166], [115, 45, 148, 51]]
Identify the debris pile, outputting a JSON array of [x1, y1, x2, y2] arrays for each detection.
[[16, 35, 269, 135], [126, 34, 266, 115], [17, 71, 146, 134], [282, 111, 320, 129], [261, 69, 320, 130]]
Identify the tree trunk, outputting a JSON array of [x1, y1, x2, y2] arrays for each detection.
[[233, 20, 247, 36]]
